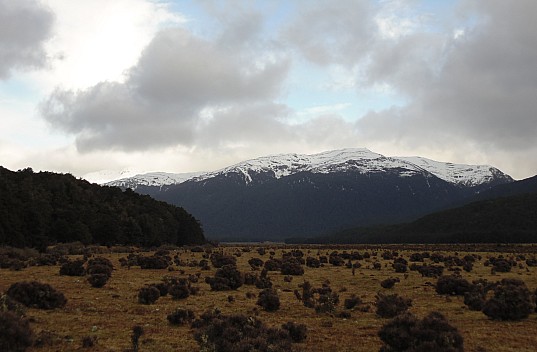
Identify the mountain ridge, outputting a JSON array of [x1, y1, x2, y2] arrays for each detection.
[[105, 148, 512, 189]]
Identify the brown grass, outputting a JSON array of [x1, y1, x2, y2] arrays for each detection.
[[1, 245, 537, 351]]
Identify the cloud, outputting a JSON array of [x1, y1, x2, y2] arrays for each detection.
[[355, 0, 537, 174], [0, 0, 54, 79], [282, 0, 375, 67], [41, 27, 291, 152]]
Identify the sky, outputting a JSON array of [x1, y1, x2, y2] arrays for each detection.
[[1, 0, 536, 182]]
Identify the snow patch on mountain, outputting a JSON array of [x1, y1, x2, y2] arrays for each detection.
[[106, 172, 204, 189]]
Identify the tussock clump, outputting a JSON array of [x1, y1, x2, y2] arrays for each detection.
[[138, 286, 161, 305], [205, 265, 244, 291], [378, 311, 463, 352], [257, 289, 280, 312], [381, 278, 400, 289], [0, 311, 33, 352], [193, 313, 301, 352], [167, 308, 196, 325], [376, 293, 412, 318], [59, 259, 86, 276], [7, 281, 67, 309], [482, 279, 534, 320], [435, 275, 472, 296]]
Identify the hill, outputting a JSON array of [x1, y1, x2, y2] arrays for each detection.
[[294, 188, 537, 244], [0, 167, 205, 248]]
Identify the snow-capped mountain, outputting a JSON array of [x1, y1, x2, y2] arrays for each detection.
[[105, 148, 511, 188], [103, 148, 513, 241]]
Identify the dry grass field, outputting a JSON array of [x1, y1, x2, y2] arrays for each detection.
[[2, 244, 537, 352]]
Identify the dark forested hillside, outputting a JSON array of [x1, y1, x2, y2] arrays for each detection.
[[0, 167, 205, 248], [292, 191, 537, 244]]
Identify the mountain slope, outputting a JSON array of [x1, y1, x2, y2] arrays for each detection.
[[0, 167, 205, 248], [105, 148, 513, 241], [301, 188, 537, 244]]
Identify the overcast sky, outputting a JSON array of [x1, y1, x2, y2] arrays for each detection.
[[1, 0, 536, 181]]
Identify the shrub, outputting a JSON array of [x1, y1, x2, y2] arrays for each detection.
[[0, 312, 33, 352], [378, 311, 463, 352], [150, 283, 169, 297], [248, 258, 264, 270], [306, 256, 321, 268], [417, 265, 444, 278], [7, 281, 67, 309], [88, 274, 109, 288], [193, 313, 298, 352], [492, 259, 512, 273], [344, 295, 362, 309], [281, 322, 307, 343], [87, 257, 113, 271], [169, 284, 191, 300], [328, 255, 345, 266], [281, 258, 304, 276], [482, 279, 534, 320], [131, 325, 143, 352], [257, 288, 281, 312], [210, 253, 236, 268], [59, 259, 86, 276], [0, 294, 26, 316], [464, 290, 485, 311], [314, 288, 339, 314], [381, 278, 400, 289], [392, 262, 407, 273], [435, 275, 472, 296], [376, 293, 412, 318], [138, 255, 169, 269], [167, 308, 195, 325], [255, 277, 273, 289], [82, 335, 97, 348], [205, 265, 244, 291], [264, 258, 282, 271], [244, 272, 258, 285], [138, 286, 161, 305]]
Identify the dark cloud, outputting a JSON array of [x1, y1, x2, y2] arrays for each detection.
[[0, 0, 54, 79], [41, 28, 290, 152]]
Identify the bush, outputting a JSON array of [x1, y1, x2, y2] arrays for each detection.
[[7, 281, 67, 309], [0, 312, 33, 352], [482, 279, 534, 320], [248, 258, 264, 270], [376, 293, 412, 318], [263, 258, 282, 271], [59, 259, 86, 276], [205, 265, 244, 291], [138, 255, 169, 269], [167, 308, 195, 325], [381, 278, 399, 289], [257, 289, 280, 312], [169, 284, 191, 300], [306, 256, 321, 268], [281, 322, 307, 343], [328, 255, 345, 266], [492, 259, 512, 273], [464, 290, 485, 311], [344, 295, 362, 309], [281, 258, 304, 276], [87, 274, 109, 288], [210, 253, 236, 268], [138, 286, 161, 304], [193, 313, 299, 352], [378, 312, 463, 352], [392, 262, 407, 273], [417, 265, 444, 278], [435, 275, 472, 296]]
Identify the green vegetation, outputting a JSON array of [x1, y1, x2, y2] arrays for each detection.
[[0, 167, 205, 248]]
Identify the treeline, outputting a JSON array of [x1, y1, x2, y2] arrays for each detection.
[[289, 192, 537, 244], [0, 167, 205, 248]]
